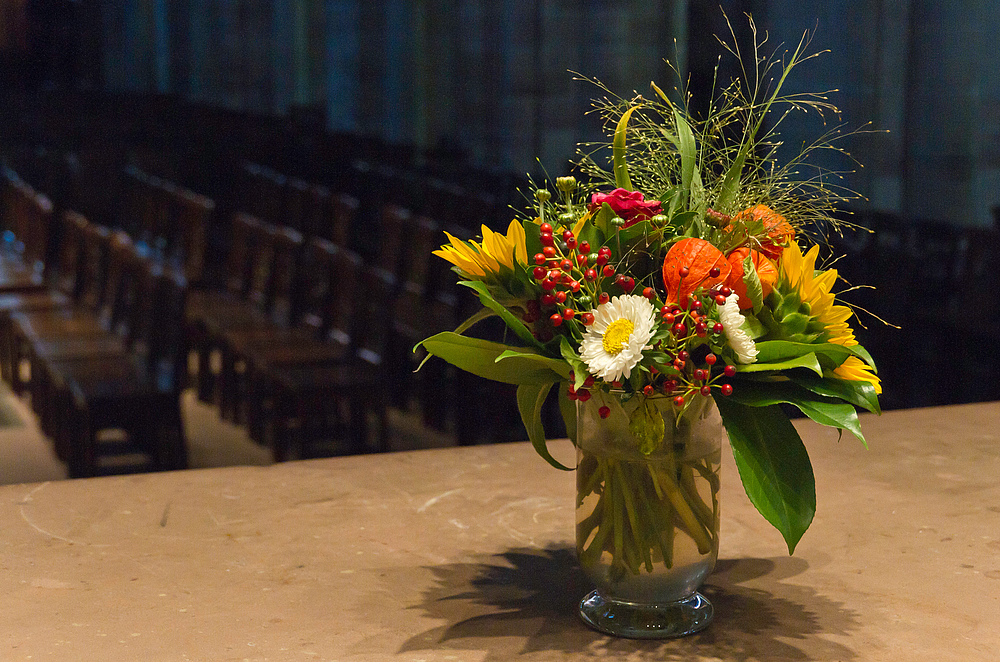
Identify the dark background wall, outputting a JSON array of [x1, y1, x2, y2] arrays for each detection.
[[5, 0, 999, 228]]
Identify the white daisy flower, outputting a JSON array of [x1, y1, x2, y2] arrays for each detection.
[[720, 293, 758, 364], [580, 294, 656, 382]]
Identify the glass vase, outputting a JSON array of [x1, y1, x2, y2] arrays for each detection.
[[575, 392, 722, 638]]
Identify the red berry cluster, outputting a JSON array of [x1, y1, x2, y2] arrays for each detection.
[[523, 222, 634, 340], [566, 373, 596, 402], [636, 279, 739, 406]]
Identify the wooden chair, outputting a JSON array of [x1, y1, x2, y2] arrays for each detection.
[[26, 233, 141, 416], [7, 221, 114, 395], [245, 264, 395, 461], [215, 237, 352, 438], [169, 189, 213, 286], [28, 234, 147, 457], [213, 223, 305, 421], [0, 185, 53, 293], [0, 209, 88, 383], [386, 214, 443, 409], [52, 264, 190, 477], [184, 212, 271, 402]]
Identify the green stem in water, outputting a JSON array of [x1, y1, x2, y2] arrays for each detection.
[[648, 465, 713, 554]]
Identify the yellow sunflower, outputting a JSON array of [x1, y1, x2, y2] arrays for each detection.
[[433, 220, 527, 279], [779, 243, 881, 394]]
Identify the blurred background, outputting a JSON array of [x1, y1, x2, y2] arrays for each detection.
[[1, 1, 998, 479]]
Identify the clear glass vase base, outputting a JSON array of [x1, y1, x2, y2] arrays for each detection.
[[578, 589, 713, 639]]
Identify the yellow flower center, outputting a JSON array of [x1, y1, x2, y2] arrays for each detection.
[[602, 318, 635, 355]]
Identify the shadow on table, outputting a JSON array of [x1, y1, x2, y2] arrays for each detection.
[[399, 546, 860, 661]]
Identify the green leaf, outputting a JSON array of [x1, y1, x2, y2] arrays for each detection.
[[418, 333, 564, 385], [671, 108, 698, 215], [716, 139, 750, 214], [741, 312, 767, 340], [617, 218, 656, 245], [847, 343, 878, 373], [521, 218, 543, 263], [742, 252, 764, 313], [735, 352, 824, 376], [726, 379, 866, 445], [613, 105, 641, 190], [496, 349, 572, 380], [594, 202, 618, 236], [517, 382, 573, 470], [458, 280, 540, 349], [558, 336, 589, 390], [714, 397, 816, 554], [789, 373, 882, 415], [755, 340, 868, 367], [668, 209, 699, 231], [629, 398, 665, 455]]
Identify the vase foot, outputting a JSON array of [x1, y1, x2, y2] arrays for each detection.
[[578, 589, 713, 639]]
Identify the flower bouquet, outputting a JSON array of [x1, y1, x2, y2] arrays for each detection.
[[418, 22, 880, 637]]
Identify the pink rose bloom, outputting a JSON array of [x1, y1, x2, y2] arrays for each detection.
[[588, 188, 663, 228]]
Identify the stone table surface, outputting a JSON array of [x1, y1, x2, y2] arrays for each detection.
[[2, 402, 999, 661]]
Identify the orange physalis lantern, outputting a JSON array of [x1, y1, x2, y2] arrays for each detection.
[[732, 204, 795, 260], [662, 238, 732, 308], [725, 247, 778, 310]]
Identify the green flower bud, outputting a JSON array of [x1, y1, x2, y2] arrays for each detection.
[[556, 176, 578, 193], [535, 189, 552, 203]]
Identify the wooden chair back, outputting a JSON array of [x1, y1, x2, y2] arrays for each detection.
[[290, 236, 339, 336], [326, 192, 359, 247], [223, 212, 264, 297], [77, 222, 112, 313], [263, 224, 305, 326], [53, 210, 88, 298], [321, 247, 362, 350]]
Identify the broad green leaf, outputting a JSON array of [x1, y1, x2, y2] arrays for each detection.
[[413, 305, 493, 372], [726, 379, 866, 445], [458, 280, 540, 349], [848, 343, 877, 372], [755, 340, 875, 370], [517, 382, 573, 470], [419, 332, 563, 385], [618, 218, 656, 245], [715, 397, 816, 553], [735, 352, 824, 376], [613, 105, 641, 190], [522, 218, 543, 261], [496, 349, 572, 380], [789, 373, 882, 415]]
